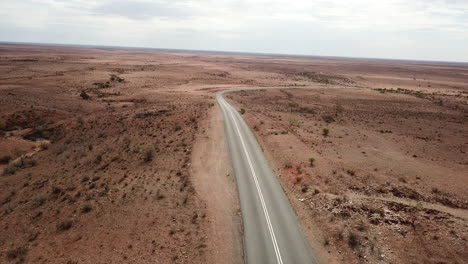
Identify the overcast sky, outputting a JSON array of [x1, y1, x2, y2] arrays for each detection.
[[1, 0, 467, 62]]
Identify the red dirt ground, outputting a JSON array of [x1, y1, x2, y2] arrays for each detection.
[[1, 43, 467, 263]]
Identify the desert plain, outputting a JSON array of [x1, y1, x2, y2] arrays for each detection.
[[0, 43, 467, 264]]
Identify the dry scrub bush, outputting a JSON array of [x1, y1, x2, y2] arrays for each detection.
[[2, 156, 37, 176], [288, 116, 301, 127]]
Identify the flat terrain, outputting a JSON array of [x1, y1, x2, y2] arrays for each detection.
[[227, 82, 468, 262], [1, 43, 467, 263]]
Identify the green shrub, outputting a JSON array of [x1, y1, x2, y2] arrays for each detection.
[[322, 128, 330, 137]]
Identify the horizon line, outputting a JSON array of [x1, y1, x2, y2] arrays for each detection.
[[1, 40, 467, 65]]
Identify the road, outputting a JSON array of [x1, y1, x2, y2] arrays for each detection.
[[216, 89, 319, 264]]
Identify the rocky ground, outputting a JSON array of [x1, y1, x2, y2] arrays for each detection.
[[0, 44, 224, 264], [1, 43, 467, 263], [227, 85, 468, 263]]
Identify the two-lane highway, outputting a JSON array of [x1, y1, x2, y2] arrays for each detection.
[[217, 89, 318, 264]]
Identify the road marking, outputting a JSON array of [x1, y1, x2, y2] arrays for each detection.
[[220, 98, 284, 264]]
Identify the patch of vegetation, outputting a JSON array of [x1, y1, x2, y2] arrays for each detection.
[[288, 116, 301, 127], [334, 103, 344, 115], [81, 205, 92, 213], [39, 141, 50, 150], [373, 87, 426, 98], [2, 156, 37, 176], [0, 119, 6, 131], [379, 130, 392, 134], [297, 72, 355, 85], [57, 220, 73, 232], [95, 154, 102, 164], [143, 148, 154, 162], [322, 128, 330, 137], [357, 222, 367, 232], [296, 106, 315, 114], [110, 74, 125, 82], [322, 115, 335, 123], [31, 196, 47, 209], [6, 247, 28, 263], [93, 81, 111, 89], [348, 232, 360, 249], [135, 109, 169, 118], [0, 155, 12, 164], [239, 108, 246, 115], [309, 157, 315, 167], [280, 89, 294, 98], [80, 91, 91, 100]]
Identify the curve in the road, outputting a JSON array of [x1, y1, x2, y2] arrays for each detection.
[[217, 88, 319, 264]]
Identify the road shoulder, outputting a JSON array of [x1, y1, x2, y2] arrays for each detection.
[[191, 105, 244, 264]]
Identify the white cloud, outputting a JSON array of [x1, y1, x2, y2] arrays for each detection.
[[0, 0, 467, 61]]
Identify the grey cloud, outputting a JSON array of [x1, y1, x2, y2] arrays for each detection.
[[92, 0, 191, 20]]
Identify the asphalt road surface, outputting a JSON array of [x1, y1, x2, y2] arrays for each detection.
[[217, 88, 319, 264]]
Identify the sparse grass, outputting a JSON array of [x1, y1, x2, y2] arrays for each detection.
[[288, 116, 301, 127], [322, 128, 330, 137], [2, 156, 37, 176]]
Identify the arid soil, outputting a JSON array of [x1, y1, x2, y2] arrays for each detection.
[[1, 43, 468, 263], [227, 84, 468, 262], [0, 44, 245, 264]]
